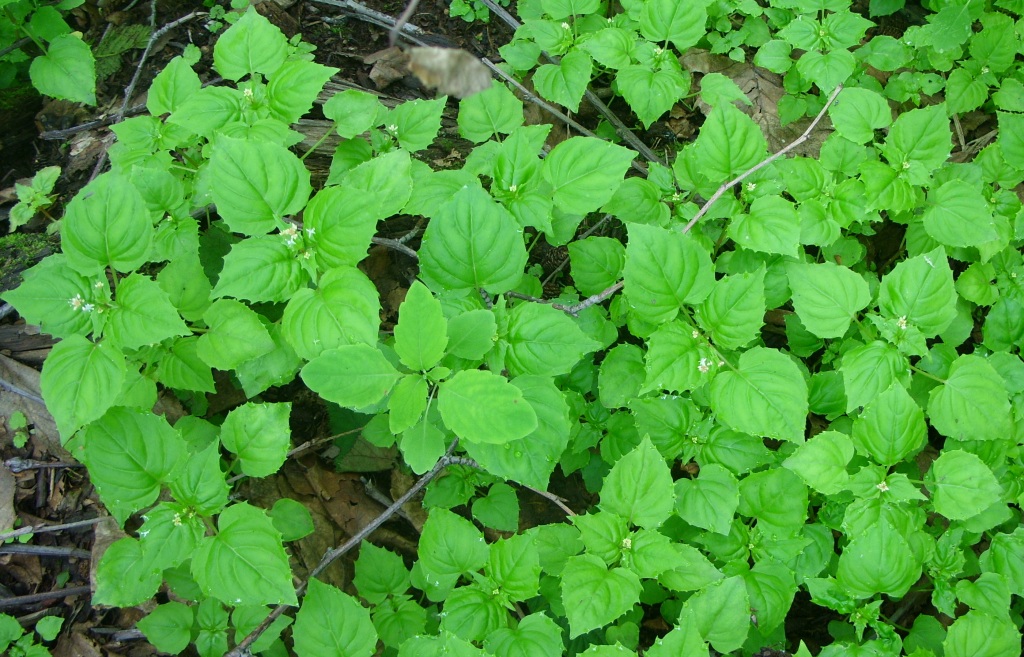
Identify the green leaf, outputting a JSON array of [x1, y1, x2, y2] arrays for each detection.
[[419, 508, 489, 580], [105, 273, 189, 350], [323, 89, 386, 138], [447, 309, 497, 360], [561, 554, 642, 638], [880, 104, 952, 183], [83, 407, 185, 524], [472, 482, 520, 531], [599, 344, 645, 409], [267, 59, 338, 124], [390, 97, 447, 152], [928, 355, 1011, 441], [698, 72, 752, 108], [568, 237, 626, 297], [211, 235, 310, 303], [836, 520, 920, 598], [616, 65, 688, 129], [878, 246, 957, 337], [282, 266, 381, 360], [29, 34, 96, 104], [138, 603, 194, 655], [580, 27, 635, 70], [489, 533, 541, 601], [600, 437, 674, 528], [399, 418, 446, 474], [3, 256, 100, 339], [390, 375, 429, 433], [398, 631, 486, 657], [156, 337, 216, 393], [419, 185, 527, 294], [62, 173, 152, 273], [738, 467, 808, 536], [851, 383, 926, 465], [795, 48, 855, 91], [710, 347, 808, 443], [294, 579, 378, 657], [641, 320, 717, 394], [534, 50, 592, 113], [94, 538, 163, 606], [209, 136, 312, 235], [137, 502, 205, 572], [926, 450, 1002, 521], [623, 224, 714, 325], [458, 82, 524, 143], [945, 67, 988, 114], [220, 402, 291, 478], [944, 610, 1021, 657], [302, 345, 402, 409], [923, 179, 999, 248], [693, 104, 767, 181], [541, 0, 600, 19], [505, 302, 600, 377], [729, 195, 800, 257], [460, 376, 571, 489], [355, 543, 411, 604], [147, 56, 202, 115], [192, 502, 297, 606], [787, 262, 870, 339], [169, 441, 229, 516], [196, 299, 275, 370], [484, 612, 562, 657], [679, 576, 749, 654], [438, 369, 538, 444], [212, 6, 288, 81], [232, 605, 293, 654], [395, 281, 448, 371], [742, 562, 797, 636], [542, 136, 636, 215], [40, 335, 126, 439], [782, 430, 853, 495], [841, 340, 907, 411], [440, 583, 509, 642], [166, 86, 243, 138], [639, 0, 707, 51], [674, 463, 739, 535], [696, 267, 766, 350]]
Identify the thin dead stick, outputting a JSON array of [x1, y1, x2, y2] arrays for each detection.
[[0, 544, 91, 559], [0, 517, 104, 543], [0, 586, 92, 610], [226, 440, 460, 657], [389, 0, 421, 46], [118, 9, 205, 119], [552, 281, 623, 316], [681, 84, 843, 235], [371, 235, 419, 260], [5, 458, 84, 473]]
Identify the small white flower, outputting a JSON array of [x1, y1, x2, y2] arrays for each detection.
[[746, 182, 756, 192], [82, 303, 95, 313], [173, 513, 182, 526], [94, 280, 105, 289], [69, 294, 84, 310], [897, 316, 907, 330], [982, 66, 990, 74], [305, 227, 316, 236], [302, 250, 312, 260], [691, 329, 700, 339], [387, 124, 398, 133], [876, 481, 889, 492], [621, 538, 632, 550], [509, 184, 518, 193], [698, 357, 711, 373], [561, 22, 570, 29], [243, 87, 254, 100]]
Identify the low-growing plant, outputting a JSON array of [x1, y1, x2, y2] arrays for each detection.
[[5, 1, 1024, 656], [1, 0, 95, 103], [0, 613, 64, 656]]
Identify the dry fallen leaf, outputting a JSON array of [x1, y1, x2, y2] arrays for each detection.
[[407, 46, 492, 98]]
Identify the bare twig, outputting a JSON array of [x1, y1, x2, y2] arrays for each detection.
[[389, 0, 421, 46], [371, 236, 419, 260], [681, 84, 843, 235], [0, 586, 92, 610], [552, 281, 623, 316], [118, 9, 205, 120], [0, 36, 30, 60], [0, 544, 91, 559], [0, 517, 104, 543], [444, 456, 576, 515], [226, 440, 460, 657], [0, 378, 44, 405], [4, 458, 84, 473]]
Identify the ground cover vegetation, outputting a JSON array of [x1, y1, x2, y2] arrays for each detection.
[[3, 0, 1024, 654]]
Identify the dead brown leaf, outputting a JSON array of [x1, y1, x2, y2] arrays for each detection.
[[407, 46, 492, 99]]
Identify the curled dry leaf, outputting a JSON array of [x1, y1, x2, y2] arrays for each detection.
[[407, 46, 492, 98]]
